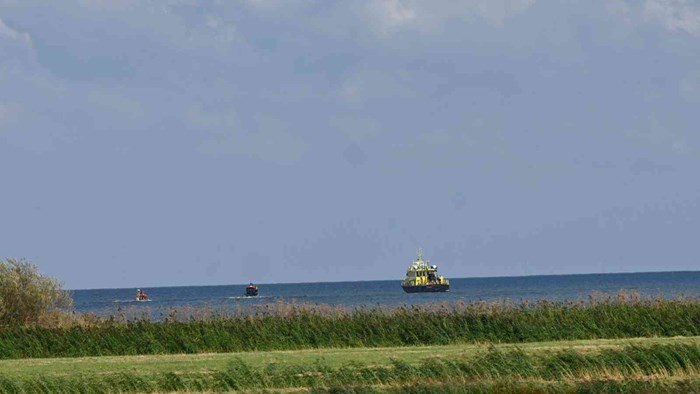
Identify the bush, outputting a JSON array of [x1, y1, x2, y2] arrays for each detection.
[[0, 258, 72, 327]]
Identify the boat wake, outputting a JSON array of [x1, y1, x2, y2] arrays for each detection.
[[113, 299, 152, 303], [226, 295, 275, 300]]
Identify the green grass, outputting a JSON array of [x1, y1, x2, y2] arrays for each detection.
[[1, 296, 700, 359], [2, 336, 698, 379], [1, 337, 700, 393]]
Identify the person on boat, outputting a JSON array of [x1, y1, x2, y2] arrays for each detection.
[[137, 289, 148, 301]]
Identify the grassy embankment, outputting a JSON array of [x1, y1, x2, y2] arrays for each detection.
[[1, 337, 700, 393], [1, 294, 699, 359]]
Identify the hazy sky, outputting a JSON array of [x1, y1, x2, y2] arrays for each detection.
[[1, 0, 699, 289]]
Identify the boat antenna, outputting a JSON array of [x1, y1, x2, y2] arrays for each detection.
[[416, 247, 424, 261]]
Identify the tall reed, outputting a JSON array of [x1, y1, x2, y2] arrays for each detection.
[[0, 294, 699, 359]]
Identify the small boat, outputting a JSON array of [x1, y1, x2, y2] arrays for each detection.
[[135, 289, 150, 301], [401, 248, 450, 293], [245, 283, 259, 297]]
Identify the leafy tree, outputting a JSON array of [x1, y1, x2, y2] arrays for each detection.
[[0, 258, 72, 326]]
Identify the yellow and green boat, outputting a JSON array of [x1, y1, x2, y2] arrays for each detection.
[[401, 248, 450, 293]]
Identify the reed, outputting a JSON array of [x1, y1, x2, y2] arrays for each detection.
[[0, 293, 699, 359], [1, 343, 699, 393]]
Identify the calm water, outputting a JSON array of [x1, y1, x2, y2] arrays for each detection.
[[72, 271, 700, 318]]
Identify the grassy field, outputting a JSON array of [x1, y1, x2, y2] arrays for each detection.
[[1, 336, 700, 393], [2, 336, 699, 378]]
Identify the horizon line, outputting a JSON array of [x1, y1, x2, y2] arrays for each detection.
[[67, 269, 700, 291]]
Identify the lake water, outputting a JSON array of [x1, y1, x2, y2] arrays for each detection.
[[72, 271, 700, 318]]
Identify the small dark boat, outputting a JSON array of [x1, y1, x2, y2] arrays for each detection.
[[245, 283, 259, 297]]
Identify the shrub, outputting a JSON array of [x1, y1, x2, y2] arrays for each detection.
[[0, 258, 72, 327]]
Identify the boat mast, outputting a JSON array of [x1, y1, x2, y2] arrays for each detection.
[[416, 247, 424, 262]]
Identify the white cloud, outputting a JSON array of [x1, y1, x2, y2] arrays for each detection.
[[203, 14, 236, 43], [0, 17, 34, 66], [467, 0, 537, 26], [606, 0, 633, 22], [374, 0, 416, 30], [643, 0, 700, 36], [0, 15, 180, 151], [605, 0, 700, 37], [0, 17, 30, 43], [243, 0, 307, 10], [2, 2, 238, 66], [369, 0, 536, 32], [0, 20, 38, 139]]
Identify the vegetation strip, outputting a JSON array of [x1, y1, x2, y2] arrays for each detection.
[[1, 341, 700, 393], [2, 336, 698, 378], [2, 296, 700, 359]]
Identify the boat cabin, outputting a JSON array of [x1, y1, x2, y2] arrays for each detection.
[[405, 264, 439, 282]]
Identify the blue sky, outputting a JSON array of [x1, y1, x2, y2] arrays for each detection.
[[1, 0, 699, 289]]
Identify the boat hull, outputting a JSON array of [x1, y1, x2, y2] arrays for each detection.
[[401, 284, 450, 293]]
